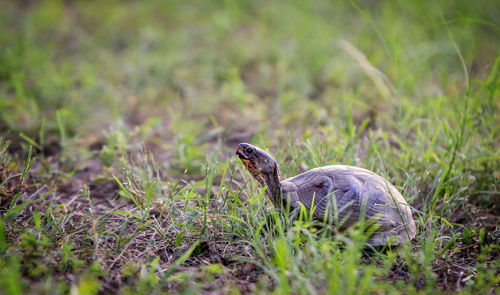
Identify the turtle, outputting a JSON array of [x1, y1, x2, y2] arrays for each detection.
[[236, 143, 416, 246]]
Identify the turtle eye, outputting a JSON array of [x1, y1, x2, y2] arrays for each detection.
[[245, 147, 255, 155]]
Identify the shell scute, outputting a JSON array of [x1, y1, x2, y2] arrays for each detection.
[[281, 165, 416, 245]]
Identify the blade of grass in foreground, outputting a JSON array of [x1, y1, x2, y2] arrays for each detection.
[[162, 240, 200, 278]]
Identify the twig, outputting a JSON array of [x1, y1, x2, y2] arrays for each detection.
[[456, 271, 463, 291], [107, 242, 134, 271]]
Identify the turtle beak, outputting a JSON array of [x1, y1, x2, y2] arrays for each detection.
[[235, 145, 249, 160]]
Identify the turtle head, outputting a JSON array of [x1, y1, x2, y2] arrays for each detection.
[[236, 143, 281, 204], [236, 143, 278, 179]]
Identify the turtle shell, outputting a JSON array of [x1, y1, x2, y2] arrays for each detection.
[[280, 165, 416, 246]]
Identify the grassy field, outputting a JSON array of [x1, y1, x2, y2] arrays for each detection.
[[1, 0, 499, 294]]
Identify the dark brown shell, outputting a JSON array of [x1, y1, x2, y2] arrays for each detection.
[[280, 165, 416, 246]]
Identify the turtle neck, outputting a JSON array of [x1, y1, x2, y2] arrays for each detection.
[[263, 165, 282, 207]]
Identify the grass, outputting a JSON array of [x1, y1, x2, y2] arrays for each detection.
[[0, 0, 499, 294]]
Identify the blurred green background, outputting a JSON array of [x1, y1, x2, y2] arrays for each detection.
[[1, 0, 498, 141]]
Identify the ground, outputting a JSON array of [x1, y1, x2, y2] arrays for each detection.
[[0, 1, 499, 294]]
